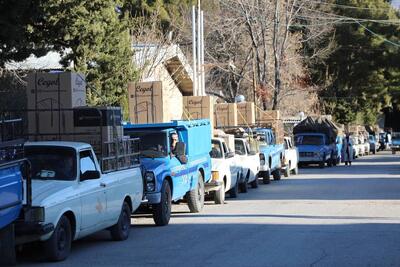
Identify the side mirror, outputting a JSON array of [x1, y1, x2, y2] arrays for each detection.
[[174, 142, 186, 157], [226, 151, 235, 158], [81, 170, 101, 181]]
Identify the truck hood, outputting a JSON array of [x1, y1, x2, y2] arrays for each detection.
[[31, 180, 74, 206], [392, 139, 400, 146], [297, 145, 325, 153], [140, 157, 169, 174]]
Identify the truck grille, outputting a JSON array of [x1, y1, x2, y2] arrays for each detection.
[[300, 152, 313, 157]]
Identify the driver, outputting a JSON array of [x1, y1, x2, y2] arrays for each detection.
[[59, 156, 74, 179], [170, 133, 179, 157]]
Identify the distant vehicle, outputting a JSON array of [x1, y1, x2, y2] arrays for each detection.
[[208, 137, 242, 204], [391, 132, 400, 154], [368, 135, 377, 154], [350, 136, 359, 159], [293, 117, 339, 168], [282, 137, 299, 177], [18, 141, 143, 261], [124, 120, 212, 226]]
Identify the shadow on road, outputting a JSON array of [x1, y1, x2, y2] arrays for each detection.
[[17, 222, 400, 266]]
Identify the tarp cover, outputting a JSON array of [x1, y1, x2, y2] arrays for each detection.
[[293, 116, 339, 142]]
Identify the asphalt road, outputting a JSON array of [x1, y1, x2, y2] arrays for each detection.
[[19, 151, 400, 267]]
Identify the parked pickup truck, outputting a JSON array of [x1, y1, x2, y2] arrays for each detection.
[[124, 119, 212, 226], [17, 141, 143, 261], [282, 137, 299, 177], [294, 117, 339, 168], [391, 132, 400, 154], [234, 136, 259, 192], [0, 141, 27, 265], [209, 137, 242, 204], [253, 128, 284, 184]]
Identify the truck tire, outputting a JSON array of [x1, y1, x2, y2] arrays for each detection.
[[110, 201, 131, 241], [214, 180, 225, 204], [44, 215, 72, 262], [229, 175, 239, 198], [239, 172, 249, 193], [272, 169, 281, 181], [261, 171, 270, 184], [0, 224, 16, 266], [292, 165, 299, 175], [152, 180, 171, 226], [283, 166, 290, 177], [187, 171, 205, 213], [250, 175, 258, 188]]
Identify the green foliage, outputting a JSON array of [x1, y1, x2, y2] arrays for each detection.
[[311, 0, 400, 125]]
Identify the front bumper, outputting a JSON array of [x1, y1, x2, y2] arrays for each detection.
[[144, 192, 162, 204], [299, 156, 323, 163], [205, 180, 223, 193], [392, 145, 400, 151], [259, 164, 269, 172], [14, 222, 54, 245]]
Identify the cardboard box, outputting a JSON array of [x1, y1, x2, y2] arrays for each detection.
[[214, 103, 238, 128], [256, 109, 281, 122], [182, 96, 214, 126], [27, 72, 86, 110], [27, 109, 74, 136], [26, 72, 86, 137], [213, 129, 235, 153], [128, 81, 163, 124], [237, 102, 255, 125]]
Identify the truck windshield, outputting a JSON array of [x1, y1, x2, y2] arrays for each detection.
[[210, 140, 223, 158], [295, 135, 324, 146], [25, 146, 77, 181], [131, 132, 168, 158]]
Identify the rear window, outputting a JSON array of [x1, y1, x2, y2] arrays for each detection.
[[295, 135, 324, 146]]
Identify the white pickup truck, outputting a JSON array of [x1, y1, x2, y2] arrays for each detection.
[[18, 141, 143, 261], [234, 137, 260, 192], [207, 137, 242, 204], [282, 137, 299, 177]]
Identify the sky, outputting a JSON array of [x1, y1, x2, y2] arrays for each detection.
[[392, 0, 400, 8]]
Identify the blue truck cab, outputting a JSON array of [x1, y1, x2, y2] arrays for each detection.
[[253, 128, 284, 184], [124, 119, 212, 226], [295, 133, 335, 168]]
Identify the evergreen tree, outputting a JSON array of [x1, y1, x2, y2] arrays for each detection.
[[311, 0, 400, 124]]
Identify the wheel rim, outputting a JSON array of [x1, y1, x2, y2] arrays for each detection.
[[122, 209, 130, 234], [57, 224, 67, 251]]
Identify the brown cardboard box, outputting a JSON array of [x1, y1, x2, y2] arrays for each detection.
[[27, 72, 86, 110], [128, 81, 165, 124], [182, 96, 214, 125], [26, 72, 86, 137], [27, 109, 74, 136], [256, 109, 281, 122], [237, 102, 255, 125], [214, 103, 238, 128]]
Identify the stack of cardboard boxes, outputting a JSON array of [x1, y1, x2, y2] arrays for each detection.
[[182, 96, 214, 126], [214, 103, 238, 128], [256, 109, 284, 144], [26, 72, 123, 154], [237, 102, 255, 126]]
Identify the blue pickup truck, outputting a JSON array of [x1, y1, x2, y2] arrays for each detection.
[[253, 128, 284, 184], [293, 117, 339, 168], [124, 119, 212, 226], [0, 118, 30, 265]]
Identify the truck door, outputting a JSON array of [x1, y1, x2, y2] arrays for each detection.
[[78, 149, 107, 232], [169, 131, 189, 199]]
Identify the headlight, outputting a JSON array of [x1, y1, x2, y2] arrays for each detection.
[[259, 154, 266, 165], [25, 207, 45, 222], [212, 171, 219, 181], [145, 172, 155, 182], [145, 172, 156, 192]]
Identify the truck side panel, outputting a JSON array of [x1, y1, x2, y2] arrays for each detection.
[[0, 164, 23, 229]]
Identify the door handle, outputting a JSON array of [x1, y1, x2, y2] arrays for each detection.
[[100, 182, 107, 188]]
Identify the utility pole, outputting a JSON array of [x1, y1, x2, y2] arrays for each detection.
[[192, 6, 197, 96]]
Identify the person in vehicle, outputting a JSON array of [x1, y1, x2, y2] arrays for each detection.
[[342, 133, 354, 166], [170, 132, 179, 157]]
